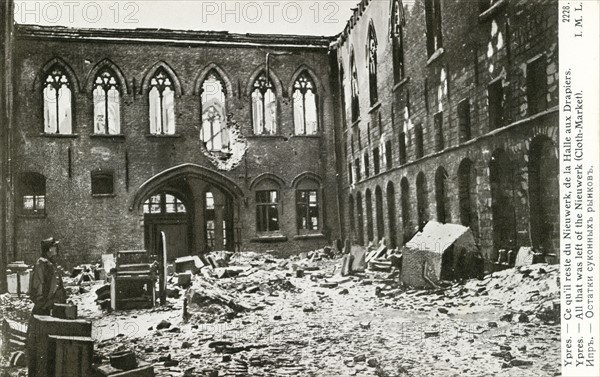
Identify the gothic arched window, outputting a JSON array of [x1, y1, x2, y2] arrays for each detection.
[[93, 69, 121, 135], [293, 71, 318, 135], [201, 71, 229, 151], [43, 65, 72, 134], [149, 68, 176, 135], [251, 72, 277, 135]]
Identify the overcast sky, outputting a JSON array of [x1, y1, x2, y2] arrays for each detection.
[[14, 0, 361, 36]]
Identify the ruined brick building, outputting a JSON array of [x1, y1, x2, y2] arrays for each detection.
[[0, 0, 559, 282]]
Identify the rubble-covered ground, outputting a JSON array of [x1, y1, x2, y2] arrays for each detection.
[[0, 252, 561, 377]]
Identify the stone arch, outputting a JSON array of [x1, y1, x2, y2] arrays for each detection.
[[249, 173, 285, 190], [288, 65, 326, 96], [528, 135, 559, 256], [245, 65, 284, 97], [435, 166, 450, 223], [85, 58, 131, 95], [140, 61, 183, 96], [193, 63, 235, 97], [291, 172, 322, 188], [131, 163, 243, 211], [34, 57, 81, 93]]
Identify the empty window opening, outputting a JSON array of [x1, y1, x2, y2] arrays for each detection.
[[256, 190, 280, 232], [435, 167, 450, 223], [434, 111, 444, 151], [425, 0, 443, 56], [43, 65, 72, 134], [364, 152, 370, 178], [20, 172, 46, 215], [373, 147, 380, 175], [385, 140, 393, 170], [458, 99, 471, 142], [416, 172, 429, 227], [414, 124, 424, 159], [458, 158, 479, 236], [91, 170, 114, 196], [399, 131, 407, 164], [205, 192, 216, 250], [400, 177, 411, 243], [355, 158, 361, 181], [143, 193, 187, 214], [367, 23, 378, 105], [391, 0, 405, 83], [251, 72, 277, 135], [93, 68, 121, 135], [149, 68, 176, 135], [296, 190, 320, 231], [350, 51, 360, 122], [293, 71, 318, 135], [488, 80, 504, 130], [526, 57, 548, 115], [366, 189, 374, 242], [201, 71, 229, 151]]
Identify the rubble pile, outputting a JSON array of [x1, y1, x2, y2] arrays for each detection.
[[0, 247, 561, 376]]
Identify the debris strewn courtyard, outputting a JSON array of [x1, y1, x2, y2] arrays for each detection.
[[1, 249, 560, 377]]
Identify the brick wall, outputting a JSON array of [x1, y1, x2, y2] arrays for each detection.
[[10, 27, 340, 266], [333, 0, 560, 266]]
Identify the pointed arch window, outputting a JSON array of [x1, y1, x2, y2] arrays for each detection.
[[391, 0, 406, 83], [293, 72, 318, 135], [251, 72, 277, 135], [149, 68, 176, 135], [367, 24, 379, 105], [143, 193, 187, 214], [93, 69, 121, 135], [43, 65, 72, 134], [201, 71, 229, 151], [350, 52, 360, 122]]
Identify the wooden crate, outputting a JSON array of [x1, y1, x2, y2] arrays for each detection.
[[47, 335, 94, 377]]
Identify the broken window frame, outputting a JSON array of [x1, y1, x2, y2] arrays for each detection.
[[367, 23, 379, 106], [487, 79, 504, 131], [293, 71, 319, 135], [424, 0, 443, 57], [296, 189, 320, 233], [526, 56, 548, 116], [201, 71, 230, 151], [457, 99, 472, 142], [255, 190, 280, 233], [91, 170, 115, 196], [43, 65, 73, 135], [19, 172, 46, 215], [251, 72, 278, 135], [148, 68, 176, 135], [205, 192, 216, 250], [93, 68, 121, 135], [391, 0, 406, 84], [350, 51, 360, 123], [143, 193, 187, 215]]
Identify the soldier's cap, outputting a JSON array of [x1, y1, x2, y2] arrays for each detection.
[[41, 237, 60, 254]]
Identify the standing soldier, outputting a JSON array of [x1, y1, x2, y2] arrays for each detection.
[[28, 237, 67, 315]]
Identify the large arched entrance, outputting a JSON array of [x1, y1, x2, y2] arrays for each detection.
[[131, 164, 243, 261]]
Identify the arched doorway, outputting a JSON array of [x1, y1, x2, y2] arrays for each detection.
[[416, 172, 429, 227], [365, 189, 374, 243], [143, 191, 191, 260], [458, 158, 479, 236], [356, 191, 365, 245], [132, 164, 243, 260], [375, 186, 384, 242], [386, 182, 397, 249], [400, 177, 411, 243], [435, 167, 450, 223]]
